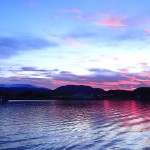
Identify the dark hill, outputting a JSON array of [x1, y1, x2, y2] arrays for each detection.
[[0, 84, 52, 100], [133, 87, 150, 100], [104, 89, 133, 99], [53, 85, 104, 94], [133, 87, 150, 96]]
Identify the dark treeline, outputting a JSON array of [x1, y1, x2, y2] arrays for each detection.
[[0, 84, 150, 101]]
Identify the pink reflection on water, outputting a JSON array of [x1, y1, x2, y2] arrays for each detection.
[[103, 100, 150, 133]]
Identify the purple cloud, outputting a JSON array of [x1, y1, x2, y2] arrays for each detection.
[[0, 36, 59, 58], [2, 67, 150, 90]]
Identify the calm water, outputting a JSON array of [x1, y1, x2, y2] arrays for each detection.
[[1, 100, 150, 150]]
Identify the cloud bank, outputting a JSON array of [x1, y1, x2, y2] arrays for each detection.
[[1, 67, 150, 90]]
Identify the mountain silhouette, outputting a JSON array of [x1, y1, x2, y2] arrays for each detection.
[[1, 84, 150, 101]]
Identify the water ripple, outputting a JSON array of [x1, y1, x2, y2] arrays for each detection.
[[1, 100, 150, 149]]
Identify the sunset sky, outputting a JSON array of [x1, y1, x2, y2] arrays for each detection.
[[1, 0, 150, 90]]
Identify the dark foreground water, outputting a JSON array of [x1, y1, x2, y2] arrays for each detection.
[[1, 100, 150, 150]]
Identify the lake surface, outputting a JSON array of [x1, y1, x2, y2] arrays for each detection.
[[1, 100, 150, 150]]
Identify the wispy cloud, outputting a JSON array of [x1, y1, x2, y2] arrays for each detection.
[[68, 31, 99, 39], [48, 34, 90, 48], [61, 36, 89, 47], [20, 67, 50, 72], [100, 54, 120, 61], [97, 14, 127, 27], [137, 62, 148, 66], [119, 68, 129, 73], [76, 13, 127, 27], [97, 19, 125, 27], [8, 67, 59, 78]]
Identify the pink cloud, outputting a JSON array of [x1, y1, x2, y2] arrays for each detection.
[[101, 80, 140, 86], [137, 62, 148, 66], [121, 73, 150, 83], [76, 13, 127, 28], [143, 36, 150, 39], [139, 72, 150, 77], [144, 28, 150, 39], [145, 28, 150, 34], [113, 57, 120, 60], [99, 80, 140, 91], [60, 9, 82, 14], [119, 68, 129, 73], [97, 19, 125, 27], [97, 14, 127, 27]]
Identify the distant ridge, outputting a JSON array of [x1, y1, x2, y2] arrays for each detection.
[[1, 84, 150, 101], [0, 84, 49, 89], [0, 84, 51, 100]]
